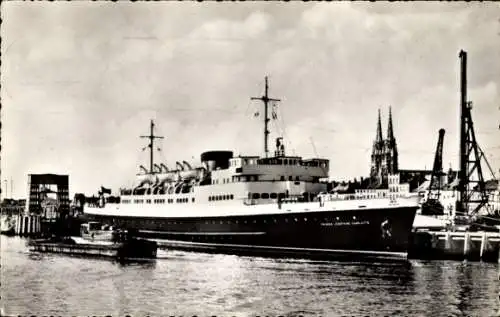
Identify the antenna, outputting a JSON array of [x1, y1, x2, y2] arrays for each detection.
[[251, 76, 281, 158], [140, 120, 164, 174]]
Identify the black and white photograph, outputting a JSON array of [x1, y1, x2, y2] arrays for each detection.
[[1, 2, 500, 316]]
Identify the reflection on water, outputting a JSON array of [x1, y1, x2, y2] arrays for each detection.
[[1, 236, 499, 316]]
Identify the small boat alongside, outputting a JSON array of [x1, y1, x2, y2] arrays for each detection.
[[27, 222, 158, 261]]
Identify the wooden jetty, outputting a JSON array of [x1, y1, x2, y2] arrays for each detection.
[[408, 230, 500, 262]]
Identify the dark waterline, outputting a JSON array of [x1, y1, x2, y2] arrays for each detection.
[[1, 236, 499, 316]]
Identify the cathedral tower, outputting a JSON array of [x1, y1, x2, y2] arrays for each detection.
[[370, 107, 399, 187]]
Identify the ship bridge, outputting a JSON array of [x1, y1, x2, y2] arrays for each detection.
[[207, 155, 329, 184]]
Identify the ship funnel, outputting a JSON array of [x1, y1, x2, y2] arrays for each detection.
[[160, 163, 169, 172], [176, 161, 185, 171], [182, 161, 192, 170]]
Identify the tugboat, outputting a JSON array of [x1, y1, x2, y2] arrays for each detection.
[[28, 222, 157, 261], [84, 77, 419, 260]]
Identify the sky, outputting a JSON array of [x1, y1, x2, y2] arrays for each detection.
[[2, 2, 500, 199]]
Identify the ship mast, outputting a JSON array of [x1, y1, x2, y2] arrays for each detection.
[[140, 120, 164, 174], [251, 76, 281, 158]]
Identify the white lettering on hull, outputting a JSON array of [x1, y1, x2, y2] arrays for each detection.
[[320, 220, 370, 227]]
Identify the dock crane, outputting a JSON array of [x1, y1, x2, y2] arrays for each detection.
[[421, 129, 446, 216]]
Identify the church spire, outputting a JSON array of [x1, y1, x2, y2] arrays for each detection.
[[387, 106, 394, 141], [375, 108, 383, 143]]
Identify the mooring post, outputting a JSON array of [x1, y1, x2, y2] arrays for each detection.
[[464, 232, 471, 259], [445, 231, 452, 250], [480, 231, 487, 259]]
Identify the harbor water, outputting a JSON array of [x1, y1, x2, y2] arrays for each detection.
[[1, 235, 499, 317]]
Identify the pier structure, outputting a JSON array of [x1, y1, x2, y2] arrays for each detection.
[[409, 230, 500, 263], [9, 174, 70, 236], [26, 174, 70, 216]]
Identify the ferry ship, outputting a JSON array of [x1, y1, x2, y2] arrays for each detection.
[[84, 78, 419, 260]]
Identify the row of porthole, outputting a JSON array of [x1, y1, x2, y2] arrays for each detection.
[[195, 216, 356, 225], [208, 194, 234, 201], [249, 192, 285, 200], [124, 198, 196, 204], [135, 216, 359, 226]]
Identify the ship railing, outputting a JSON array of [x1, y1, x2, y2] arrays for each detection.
[[319, 193, 410, 203]]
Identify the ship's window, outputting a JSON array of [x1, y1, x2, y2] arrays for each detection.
[[270, 193, 277, 199], [261, 193, 269, 199], [253, 220, 257, 224], [295, 176, 299, 181], [289, 176, 293, 181], [192, 198, 195, 203], [280, 176, 285, 181], [230, 194, 234, 200], [235, 220, 239, 224], [209, 197, 212, 201], [273, 218, 277, 223], [304, 218, 307, 222], [252, 193, 260, 199]]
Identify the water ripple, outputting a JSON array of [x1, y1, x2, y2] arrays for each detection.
[[2, 236, 499, 317]]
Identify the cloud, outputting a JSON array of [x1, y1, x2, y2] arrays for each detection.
[[2, 2, 500, 197]]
